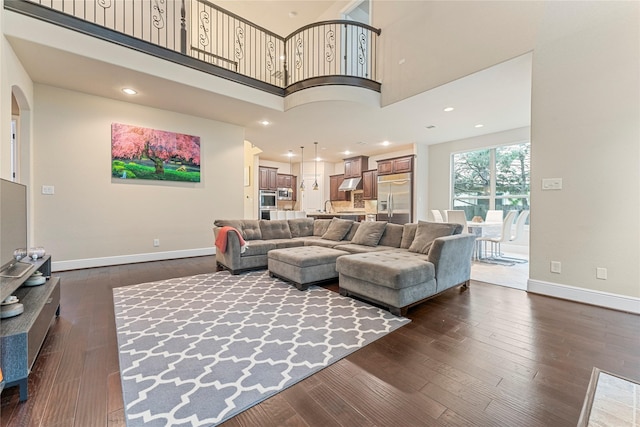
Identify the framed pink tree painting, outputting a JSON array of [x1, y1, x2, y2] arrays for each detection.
[[111, 123, 201, 182]]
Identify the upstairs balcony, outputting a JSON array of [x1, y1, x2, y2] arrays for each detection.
[[7, 0, 381, 97]]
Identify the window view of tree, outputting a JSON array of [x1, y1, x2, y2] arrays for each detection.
[[452, 142, 530, 220]]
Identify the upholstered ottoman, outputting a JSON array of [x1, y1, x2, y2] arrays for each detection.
[[336, 251, 437, 316], [268, 246, 349, 290]]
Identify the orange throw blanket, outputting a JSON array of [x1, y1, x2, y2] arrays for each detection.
[[215, 226, 248, 254]]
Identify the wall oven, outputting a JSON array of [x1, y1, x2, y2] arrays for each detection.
[[259, 190, 277, 220]]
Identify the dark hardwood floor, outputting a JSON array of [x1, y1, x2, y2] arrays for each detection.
[[1, 256, 638, 426]]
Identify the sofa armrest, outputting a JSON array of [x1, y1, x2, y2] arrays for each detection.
[[427, 234, 476, 292], [213, 226, 244, 269]]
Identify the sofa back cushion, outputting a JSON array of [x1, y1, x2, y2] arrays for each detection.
[[313, 219, 333, 236], [378, 223, 404, 248], [345, 222, 360, 241], [214, 219, 262, 240], [351, 221, 387, 246], [288, 218, 315, 237], [259, 220, 292, 239], [400, 223, 418, 249], [408, 221, 463, 254], [321, 218, 354, 241]]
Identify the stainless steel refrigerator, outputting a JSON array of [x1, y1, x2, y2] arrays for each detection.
[[377, 172, 412, 224]]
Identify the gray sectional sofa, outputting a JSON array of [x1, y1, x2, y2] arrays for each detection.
[[213, 217, 476, 315]]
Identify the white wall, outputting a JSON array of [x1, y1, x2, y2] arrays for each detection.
[[529, 2, 639, 300], [32, 85, 245, 270]]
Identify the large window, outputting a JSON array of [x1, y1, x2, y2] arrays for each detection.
[[452, 142, 530, 220]]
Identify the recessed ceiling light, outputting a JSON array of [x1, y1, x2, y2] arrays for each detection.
[[344, 150, 351, 156], [288, 11, 297, 18], [382, 141, 390, 146], [475, 124, 484, 128], [122, 88, 137, 95], [443, 107, 454, 112], [425, 125, 436, 129], [260, 120, 270, 126]]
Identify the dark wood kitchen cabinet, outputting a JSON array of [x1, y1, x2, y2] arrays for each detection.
[[259, 166, 278, 190], [362, 169, 377, 200], [330, 174, 350, 201], [343, 156, 369, 179], [277, 174, 292, 189], [377, 155, 414, 175]]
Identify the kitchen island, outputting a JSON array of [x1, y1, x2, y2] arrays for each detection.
[[306, 211, 371, 222]]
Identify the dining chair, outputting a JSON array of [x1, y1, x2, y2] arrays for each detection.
[[430, 210, 445, 222], [485, 210, 503, 223], [476, 210, 517, 261], [446, 210, 468, 233], [510, 210, 529, 242]]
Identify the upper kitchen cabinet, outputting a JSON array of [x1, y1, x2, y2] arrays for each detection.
[[276, 173, 293, 189], [362, 169, 378, 200], [343, 156, 369, 179], [259, 166, 278, 190], [330, 174, 350, 201], [377, 155, 414, 175]]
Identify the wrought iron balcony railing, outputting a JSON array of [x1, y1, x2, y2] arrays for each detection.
[[7, 0, 381, 96]]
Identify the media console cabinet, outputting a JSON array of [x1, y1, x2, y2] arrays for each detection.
[[0, 255, 60, 401]]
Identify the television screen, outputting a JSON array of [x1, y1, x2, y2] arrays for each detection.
[[0, 178, 27, 273]]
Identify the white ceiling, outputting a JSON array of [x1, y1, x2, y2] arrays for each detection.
[[6, 4, 532, 164]]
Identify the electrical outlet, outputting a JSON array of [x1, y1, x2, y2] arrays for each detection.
[[550, 261, 561, 274], [153, 239, 160, 247], [596, 267, 607, 280]]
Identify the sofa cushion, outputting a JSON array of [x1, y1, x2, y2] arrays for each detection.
[[408, 221, 462, 254], [400, 223, 418, 249], [288, 218, 315, 237], [378, 223, 404, 248], [313, 219, 333, 236], [345, 222, 360, 241], [322, 218, 354, 241], [259, 220, 292, 239], [351, 221, 387, 246], [214, 219, 262, 240]]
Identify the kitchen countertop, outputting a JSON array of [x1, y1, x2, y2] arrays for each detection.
[[307, 212, 373, 219]]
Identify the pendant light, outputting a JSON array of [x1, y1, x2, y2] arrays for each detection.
[[299, 146, 305, 191], [288, 150, 293, 192], [312, 142, 319, 190]]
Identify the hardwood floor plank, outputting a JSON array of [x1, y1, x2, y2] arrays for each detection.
[[40, 379, 80, 427], [2, 257, 638, 427]]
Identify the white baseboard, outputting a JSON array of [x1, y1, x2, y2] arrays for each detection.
[[52, 247, 216, 272], [527, 279, 640, 314]]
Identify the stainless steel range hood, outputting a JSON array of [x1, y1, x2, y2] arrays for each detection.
[[338, 177, 362, 191]]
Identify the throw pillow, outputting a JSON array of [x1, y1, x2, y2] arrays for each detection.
[[408, 221, 461, 254], [313, 219, 332, 236], [351, 221, 387, 246], [321, 218, 354, 241]]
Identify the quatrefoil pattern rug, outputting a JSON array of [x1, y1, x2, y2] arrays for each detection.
[[113, 270, 409, 427]]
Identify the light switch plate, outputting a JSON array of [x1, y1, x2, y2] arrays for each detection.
[[41, 185, 55, 195], [542, 178, 562, 190]]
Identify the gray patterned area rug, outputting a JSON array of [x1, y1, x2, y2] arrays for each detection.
[[113, 270, 410, 427]]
